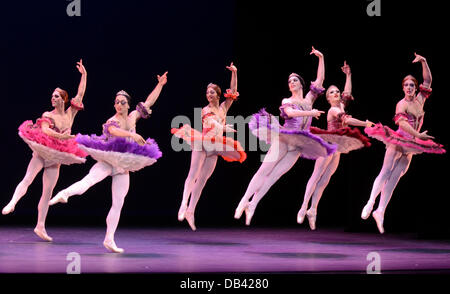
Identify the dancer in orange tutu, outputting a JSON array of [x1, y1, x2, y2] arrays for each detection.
[[172, 62, 246, 231]]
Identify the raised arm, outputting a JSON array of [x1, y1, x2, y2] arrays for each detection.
[[341, 61, 352, 95], [73, 59, 87, 102], [310, 46, 325, 88], [413, 53, 432, 88], [142, 71, 168, 109], [222, 62, 238, 112]]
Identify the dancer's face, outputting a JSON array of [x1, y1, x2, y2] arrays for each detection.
[[288, 76, 302, 92], [114, 95, 129, 114], [326, 86, 341, 105], [51, 90, 64, 108], [402, 79, 416, 97], [206, 87, 219, 103]]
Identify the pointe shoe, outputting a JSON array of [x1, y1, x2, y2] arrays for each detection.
[[2, 203, 16, 215], [361, 202, 374, 220], [372, 211, 384, 234], [185, 211, 197, 231], [103, 240, 124, 253], [49, 192, 68, 206], [245, 205, 255, 226], [306, 209, 317, 230], [178, 204, 187, 221], [297, 208, 307, 224], [234, 201, 248, 220], [34, 228, 53, 242]]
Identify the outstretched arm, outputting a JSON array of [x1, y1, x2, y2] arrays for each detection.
[[396, 102, 433, 140], [345, 117, 374, 128], [222, 62, 238, 112], [108, 126, 147, 145], [284, 106, 324, 119], [142, 71, 168, 109], [40, 121, 74, 140], [413, 53, 432, 88]]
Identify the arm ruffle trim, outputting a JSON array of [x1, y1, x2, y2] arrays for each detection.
[[136, 102, 152, 119], [419, 84, 432, 99], [223, 89, 239, 100], [309, 83, 325, 96], [102, 120, 121, 137], [393, 113, 409, 125], [36, 117, 55, 129], [70, 98, 84, 110], [341, 92, 354, 107]]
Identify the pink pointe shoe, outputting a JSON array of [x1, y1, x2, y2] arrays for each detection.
[[178, 204, 187, 221], [103, 240, 124, 253], [245, 205, 255, 226], [34, 227, 53, 242], [297, 208, 307, 224], [361, 202, 374, 220], [49, 191, 69, 206], [306, 209, 317, 230], [372, 211, 384, 234], [2, 202, 16, 215], [234, 201, 248, 220], [185, 211, 197, 231]]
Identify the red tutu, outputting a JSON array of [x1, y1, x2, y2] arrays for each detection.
[[310, 126, 371, 154]]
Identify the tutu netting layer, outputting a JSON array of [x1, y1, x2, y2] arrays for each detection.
[[76, 134, 162, 172], [310, 126, 371, 154], [18, 120, 87, 165], [364, 123, 445, 155], [171, 125, 247, 163], [249, 109, 337, 159]]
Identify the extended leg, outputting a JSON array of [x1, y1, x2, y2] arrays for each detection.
[[34, 165, 60, 241], [361, 147, 402, 219], [184, 155, 218, 231], [178, 151, 207, 221], [104, 172, 130, 253], [2, 154, 44, 215], [49, 162, 112, 205]]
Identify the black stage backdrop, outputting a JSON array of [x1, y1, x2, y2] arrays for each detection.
[[2, 0, 449, 238]]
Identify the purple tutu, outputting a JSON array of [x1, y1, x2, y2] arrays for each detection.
[[249, 109, 337, 159], [76, 134, 162, 172]]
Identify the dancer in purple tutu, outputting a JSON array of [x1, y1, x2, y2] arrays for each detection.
[[361, 53, 445, 234], [49, 72, 167, 252], [234, 47, 337, 226], [297, 61, 374, 230], [2, 60, 87, 242]]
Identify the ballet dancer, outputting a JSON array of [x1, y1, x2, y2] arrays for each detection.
[[362, 53, 445, 233], [49, 72, 167, 252], [171, 62, 246, 231], [235, 47, 337, 226], [297, 61, 373, 230], [2, 59, 88, 242]]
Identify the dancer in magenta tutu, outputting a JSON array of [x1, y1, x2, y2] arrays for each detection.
[[297, 61, 374, 230], [2, 60, 88, 242], [234, 47, 337, 226], [49, 72, 167, 252], [361, 53, 445, 234], [172, 62, 246, 231]]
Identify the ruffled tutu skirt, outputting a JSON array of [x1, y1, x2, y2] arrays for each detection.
[[310, 126, 371, 154], [364, 123, 445, 155], [171, 125, 247, 163], [76, 134, 162, 172], [248, 109, 337, 159], [18, 120, 87, 165]]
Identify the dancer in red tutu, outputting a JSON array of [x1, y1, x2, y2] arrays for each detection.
[[49, 72, 167, 253], [172, 62, 245, 231], [234, 47, 337, 226], [2, 60, 88, 242], [297, 61, 374, 230], [361, 53, 445, 234]]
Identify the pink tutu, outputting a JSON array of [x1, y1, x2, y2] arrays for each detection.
[[18, 120, 87, 165], [364, 123, 445, 155]]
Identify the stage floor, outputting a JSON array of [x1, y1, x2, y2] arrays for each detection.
[[1, 226, 450, 274]]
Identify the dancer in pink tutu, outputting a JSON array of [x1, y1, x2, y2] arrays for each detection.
[[297, 61, 374, 230], [2, 60, 88, 242], [172, 62, 246, 231], [361, 53, 445, 234], [49, 72, 167, 252], [234, 47, 337, 226]]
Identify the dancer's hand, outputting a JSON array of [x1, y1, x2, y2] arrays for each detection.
[[311, 109, 325, 119], [365, 120, 375, 128], [61, 133, 75, 140], [226, 62, 237, 72], [76, 59, 86, 75], [225, 124, 237, 132], [157, 71, 168, 86], [310, 46, 323, 58], [412, 52, 426, 63], [341, 61, 351, 75], [132, 133, 147, 145], [417, 130, 434, 140]]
